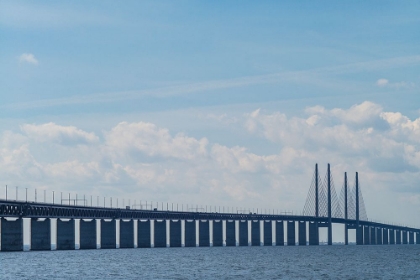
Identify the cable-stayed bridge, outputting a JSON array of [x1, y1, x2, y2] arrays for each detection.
[[0, 163, 419, 251]]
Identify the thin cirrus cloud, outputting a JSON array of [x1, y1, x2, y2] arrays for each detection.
[[3, 54, 420, 111], [376, 78, 416, 89], [18, 53, 38, 65], [376, 78, 389, 87]]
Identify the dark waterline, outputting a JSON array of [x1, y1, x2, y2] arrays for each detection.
[[1, 245, 420, 279]]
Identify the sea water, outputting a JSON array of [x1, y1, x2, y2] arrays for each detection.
[[1, 245, 420, 279]]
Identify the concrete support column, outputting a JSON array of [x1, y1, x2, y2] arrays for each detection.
[[57, 219, 75, 250], [356, 226, 363, 245], [199, 220, 210, 247], [376, 228, 382, 245], [1, 218, 23, 251], [212, 220, 223, 246], [138, 220, 151, 248], [276, 221, 284, 246], [251, 220, 260, 246], [382, 228, 388, 245], [226, 220, 236, 246], [416, 232, 420, 245], [402, 231, 408, 244], [80, 219, 96, 249], [287, 221, 295, 246], [396, 230, 401, 244], [298, 221, 306, 246], [309, 222, 318, 245], [363, 226, 370, 245], [101, 219, 116, 249], [370, 227, 376, 245], [31, 218, 51, 251], [154, 220, 166, 248], [120, 219, 134, 248], [390, 229, 395, 245], [185, 220, 196, 247], [170, 220, 181, 247], [264, 221, 272, 246], [409, 232, 414, 245], [239, 220, 248, 246]]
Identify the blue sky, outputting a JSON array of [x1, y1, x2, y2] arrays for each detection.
[[1, 1, 420, 232]]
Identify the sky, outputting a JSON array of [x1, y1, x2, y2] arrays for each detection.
[[1, 1, 420, 231]]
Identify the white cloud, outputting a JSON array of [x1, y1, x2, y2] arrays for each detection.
[[105, 122, 208, 160], [376, 78, 415, 89], [18, 53, 38, 65], [376, 78, 389, 87], [21, 122, 99, 145], [1, 104, 420, 227]]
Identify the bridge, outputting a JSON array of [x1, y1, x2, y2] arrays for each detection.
[[0, 163, 419, 251]]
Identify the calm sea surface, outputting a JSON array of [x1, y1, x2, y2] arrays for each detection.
[[1, 245, 420, 279]]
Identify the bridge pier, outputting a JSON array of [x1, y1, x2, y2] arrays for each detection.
[[309, 222, 318, 245], [264, 221, 272, 246], [239, 220, 248, 246], [287, 221, 295, 246], [154, 220, 166, 248], [185, 220, 196, 247], [396, 230, 401, 244], [383, 228, 388, 245], [31, 218, 51, 251], [251, 220, 260, 246], [390, 229, 395, 244], [344, 224, 348, 245], [298, 221, 306, 246], [276, 221, 284, 246], [138, 220, 151, 248], [120, 219, 134, 248], [212, 220, 223, 246], [402, 231, 408, 244], [363, 226, 370, 245], [199, 220, 210, 247], [170, 220, 181, 247], [1, 218, 23, 251], [356, 226, 363, 245], [80, 219, 97, 249], [226, 220, 236, 246], [409, 232, 414, 244], [376, 228, 382, 245], [101, 219, 116, 249], [370, 227, 376, 245], [57, 219, 75, 250], [416, 232, 420, 244]]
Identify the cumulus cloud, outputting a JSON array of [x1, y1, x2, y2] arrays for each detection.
[[18, 53, 38, 65], [245, 101, 420, 174], [1, 105, 420, 227], [105, 122, 208, 160], [21, 122, 99, 145]]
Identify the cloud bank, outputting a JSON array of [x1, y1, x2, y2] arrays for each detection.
[[1, 102, 419, 226]]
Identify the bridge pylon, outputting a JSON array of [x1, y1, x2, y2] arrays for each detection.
[[304, 163, 367, 245]]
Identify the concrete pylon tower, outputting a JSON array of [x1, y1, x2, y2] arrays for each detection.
[[344, 172, 348, 245], [327, 163, 332, 245]]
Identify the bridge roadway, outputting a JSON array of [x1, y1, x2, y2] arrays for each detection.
[[1, 199, 420, 252], [0, 199, 418, 232]]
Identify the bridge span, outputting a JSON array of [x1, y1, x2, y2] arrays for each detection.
[[1, 164, 419, 251]]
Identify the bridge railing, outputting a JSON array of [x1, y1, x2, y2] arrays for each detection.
[[0, 185, 298, 217]]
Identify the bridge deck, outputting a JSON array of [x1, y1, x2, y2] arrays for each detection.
[[0, 199, 418, 232]]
